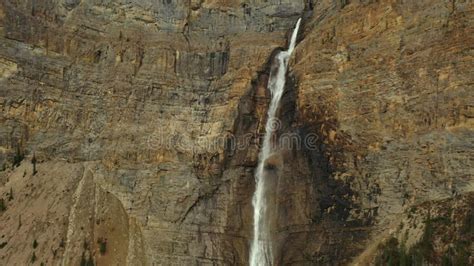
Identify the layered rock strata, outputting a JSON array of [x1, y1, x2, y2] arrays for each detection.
[[0, 0, 472, 265]]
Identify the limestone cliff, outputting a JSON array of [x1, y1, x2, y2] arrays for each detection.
[[0, 0, 472, 265]]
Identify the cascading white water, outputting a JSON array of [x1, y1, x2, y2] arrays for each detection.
[[250, 18, 302, 266]]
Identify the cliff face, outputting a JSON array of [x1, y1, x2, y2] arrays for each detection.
[[283, 1, 473, 264], [0, 0, 473, 265]]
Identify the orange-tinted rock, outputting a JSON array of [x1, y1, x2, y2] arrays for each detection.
[[0, 0, 473, 265]]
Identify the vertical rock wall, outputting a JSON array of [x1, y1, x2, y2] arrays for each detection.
[[0, 0, 473, 265]]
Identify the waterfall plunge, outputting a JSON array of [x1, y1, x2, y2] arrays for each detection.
[[250, 18, 302, 266]]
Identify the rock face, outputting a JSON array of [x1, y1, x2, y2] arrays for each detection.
[[0, 0, 473, 265]]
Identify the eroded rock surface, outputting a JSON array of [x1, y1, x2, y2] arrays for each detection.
[[0, 0, 472, 265]]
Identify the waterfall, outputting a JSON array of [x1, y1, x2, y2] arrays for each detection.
[[250, 18, 302, 266]]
